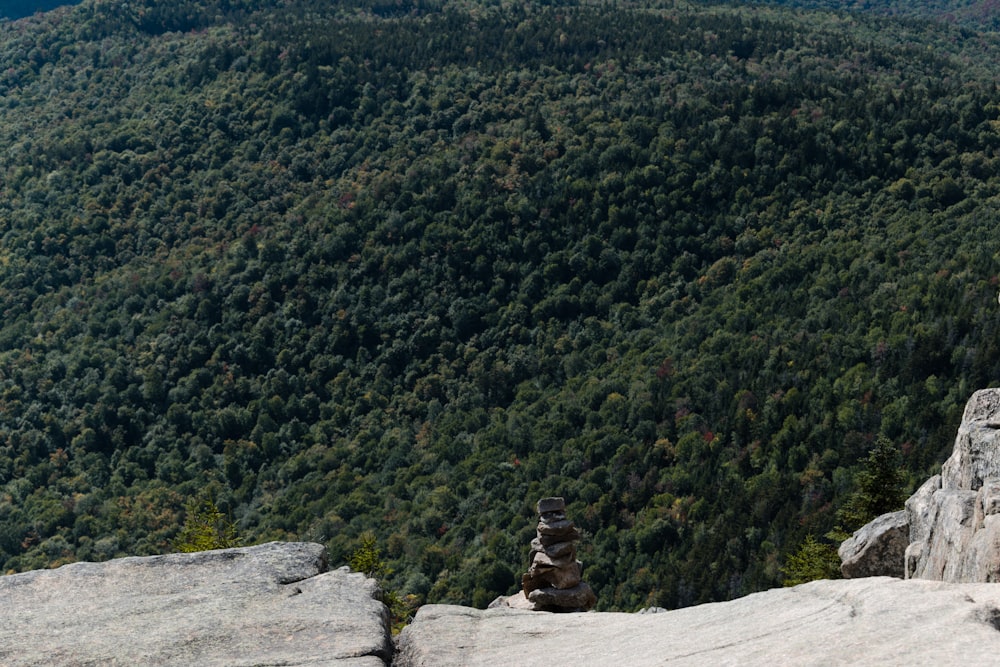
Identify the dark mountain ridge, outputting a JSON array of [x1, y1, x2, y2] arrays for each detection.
[[0, 1, 80, 20]]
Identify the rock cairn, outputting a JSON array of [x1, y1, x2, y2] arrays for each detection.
[[520, 497, 596, 611]]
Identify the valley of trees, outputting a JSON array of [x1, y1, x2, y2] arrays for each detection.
[[1, 0, 1000, 611], [766, 0, 1000, 30]]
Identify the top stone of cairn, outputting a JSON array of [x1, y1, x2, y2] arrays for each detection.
[[537, 497, 566, 515]]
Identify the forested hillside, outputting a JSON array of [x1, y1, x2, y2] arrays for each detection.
[[763, 0, 1000, 30], [1, 0, 1000, 611]]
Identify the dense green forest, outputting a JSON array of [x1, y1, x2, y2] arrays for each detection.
[[1, 0, 999, 611], [762, 0, 1000, 30]]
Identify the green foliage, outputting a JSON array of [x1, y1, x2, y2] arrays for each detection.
[[349, 532, 414, 633], [765, 0, 1000, 31], [836, 437, 908, 532], [781, 535, 842, 587], [174, 498, 243, 553], [349, 532, 389, 580]]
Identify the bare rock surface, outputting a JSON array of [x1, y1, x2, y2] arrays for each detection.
[[841, 388, 1000, 582], [394, 577, 1000, 666], [839, 509, 908, 578], [905, 388, 1000, 581], [0, 541, 392, 667]]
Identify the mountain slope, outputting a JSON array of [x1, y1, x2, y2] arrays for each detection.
[[760, 0, 1000, 30], [1, 0, 999, 610]]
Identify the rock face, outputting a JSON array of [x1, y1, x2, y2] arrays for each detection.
[[905, 388, 1000, 581], [395, 577, 1000, 666], [841, 388, 1000, 583], [0, 541, 393, 667], [839, 510, 909, 578], [518, 497, 596, 612]]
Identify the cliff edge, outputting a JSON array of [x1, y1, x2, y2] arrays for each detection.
[[0, 541, 392, 666], [6, 543, 1000, 665], [395, 578, 1000, 666]]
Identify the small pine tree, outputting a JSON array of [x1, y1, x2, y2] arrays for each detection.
[[349, 532, 389, 579], [349, 532, 414, 634], [781, 534, 842, 587], [836, 436, 906, 532], [174, 498, 243, 553]]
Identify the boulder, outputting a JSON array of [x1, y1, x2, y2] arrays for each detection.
[[839, 510, 908, 578], [940, 388, 1000, 491], [395, 578, 1000, 666], [0, 541, 393, 667]]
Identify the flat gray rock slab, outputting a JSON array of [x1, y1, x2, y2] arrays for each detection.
[[0, 541, 392, 667], [395, 577, 1000, 666]]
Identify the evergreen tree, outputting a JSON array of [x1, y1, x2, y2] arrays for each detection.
[[349, 532, 414, 633], [781, 535, 841, 587], [836, 436, 907, 533], [174, 499, 243, 553]]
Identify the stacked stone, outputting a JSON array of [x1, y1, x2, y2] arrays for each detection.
[[521, 497, 596, 612]]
